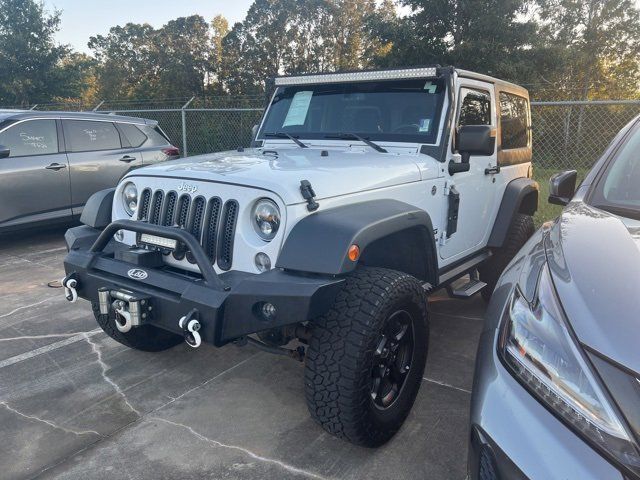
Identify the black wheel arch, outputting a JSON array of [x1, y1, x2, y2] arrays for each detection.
[[488, 177, 538, 249], [79, 188, 115, 229], [276, 199, 438, 285]]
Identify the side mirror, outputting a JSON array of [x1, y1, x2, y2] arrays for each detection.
[[451, 125, 495, 175], [549, 170, 578, 206], [0, 145, 10, 159], [251, 124, 259, 140]]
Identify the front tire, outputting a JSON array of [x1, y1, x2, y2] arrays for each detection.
[[92, 303, 183, 352], [304, 267, 429, 447], [479, 213, 535, 301]]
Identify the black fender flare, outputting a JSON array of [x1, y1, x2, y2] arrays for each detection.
[[276, 199, 438, 284], [79, 188, 115, 229], [488, 177, 539, 249]]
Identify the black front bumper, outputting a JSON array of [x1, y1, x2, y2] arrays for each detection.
[[64, 221, 343, 347]]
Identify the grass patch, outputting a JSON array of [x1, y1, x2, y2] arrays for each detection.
[[532, 167, 589, 226]]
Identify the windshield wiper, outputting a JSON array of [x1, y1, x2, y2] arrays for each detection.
[[264, 132, 308, 148], [323, 133, 388, 153]]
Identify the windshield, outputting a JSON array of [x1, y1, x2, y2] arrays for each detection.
[[258, 78, 447, 145], [590, 123, 640, 220]]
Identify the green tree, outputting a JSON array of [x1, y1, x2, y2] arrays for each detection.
[[152, 15, 214, 98], [0, 0, 68, 105], [220, 0, 394, 94], [49, 52, 99, 107], [535, 0, 640, 100], [386, 0, 539, 80], [88, 23, 156, 99]]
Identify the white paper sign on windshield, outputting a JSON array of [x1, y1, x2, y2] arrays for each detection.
[[283, 91, 313, 127]]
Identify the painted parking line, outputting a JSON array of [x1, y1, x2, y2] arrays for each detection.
[[431, 311, 484, 322], [0, 329, 101, 370], [422, 377, 471, 394]]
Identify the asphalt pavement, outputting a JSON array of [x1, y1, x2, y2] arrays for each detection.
[[0, 227, 485, 480]]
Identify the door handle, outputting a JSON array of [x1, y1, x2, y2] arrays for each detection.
[[484, 165, 501, 175], [119, 155, 136, 163], [45, 163, 67, 171]]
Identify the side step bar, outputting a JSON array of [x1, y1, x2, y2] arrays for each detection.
[[438, 250, 491, 286], [447, 275, 487, 299]]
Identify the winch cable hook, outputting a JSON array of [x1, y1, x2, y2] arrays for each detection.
[[113, 300, 133, 333]]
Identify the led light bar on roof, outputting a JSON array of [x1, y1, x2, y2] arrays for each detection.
[[275, 67, 439, 86]]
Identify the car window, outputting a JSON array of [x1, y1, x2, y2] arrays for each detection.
[[0, 119, 58, 157], [590, 125, 640, 219], [141, 125, 169, 145], [258, 78, 447, 144], [458, 89, 491, 126], [499, 92, 530, 149], [63, 120, 121, 152], [118, 123, 147, 148]]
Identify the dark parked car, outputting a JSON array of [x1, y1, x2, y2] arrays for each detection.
[[469, 115, 640, 480], [0, 110, 179, 233]]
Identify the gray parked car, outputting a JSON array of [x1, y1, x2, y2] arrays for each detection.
[[469, 115, 640, 479], [0, 110, 179, 233]]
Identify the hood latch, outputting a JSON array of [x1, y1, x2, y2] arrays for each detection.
[[300, 180, 319, 212]]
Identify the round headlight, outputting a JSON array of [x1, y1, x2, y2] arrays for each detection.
[[122, 182, 138, 216], [252, 199, 280, 241]]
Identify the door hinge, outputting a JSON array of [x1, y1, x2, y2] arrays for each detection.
[[439, 230, 447, 246]]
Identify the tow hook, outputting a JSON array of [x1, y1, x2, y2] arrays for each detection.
[[61, 273, 79, 303], [98, 288, 150, 333], [178, 309, 202, 348]]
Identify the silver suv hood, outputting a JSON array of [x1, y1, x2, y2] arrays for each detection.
[[129, 147, 429, 205], [546, 202, 640, 374]]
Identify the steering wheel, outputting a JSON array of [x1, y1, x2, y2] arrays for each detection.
[[392, 124, 421, 134]]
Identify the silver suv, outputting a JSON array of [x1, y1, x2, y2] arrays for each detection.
[[0, 110, 179, 233]]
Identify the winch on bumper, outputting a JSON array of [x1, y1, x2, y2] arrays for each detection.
[[63, 219, 344, 348]]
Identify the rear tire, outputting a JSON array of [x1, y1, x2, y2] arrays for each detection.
[[304, 267, 429, 447], [92, 303, 182, 352], [479, 214, 535, 301]]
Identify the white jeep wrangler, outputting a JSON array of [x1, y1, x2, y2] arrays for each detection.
[[63, 66, 538, 447]]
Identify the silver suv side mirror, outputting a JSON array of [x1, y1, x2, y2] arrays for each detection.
[[549, 170, 578, 206], [0, 145, 10, 159]]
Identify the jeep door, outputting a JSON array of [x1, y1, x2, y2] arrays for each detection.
[[63, 119, 143, 216], [0, 118, 72, 229], [439, 82, 500, 261]]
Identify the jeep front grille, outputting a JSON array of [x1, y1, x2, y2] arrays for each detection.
[[218, 200, 239, 271], [137, 188, 238, 270]]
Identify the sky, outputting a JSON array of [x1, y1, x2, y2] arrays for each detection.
[[43, 0, 256, 53]]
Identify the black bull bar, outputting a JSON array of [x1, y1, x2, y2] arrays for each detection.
[[63, 220, 344, 347]]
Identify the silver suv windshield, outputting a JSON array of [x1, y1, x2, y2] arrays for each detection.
[[258, 77, 447, 145], [590, 124, 640, 221]]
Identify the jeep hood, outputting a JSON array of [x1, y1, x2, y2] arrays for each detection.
[[546, 202, 640, 374], [130, 148, 430, 205]]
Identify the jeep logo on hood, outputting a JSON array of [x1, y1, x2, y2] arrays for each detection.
[[177, 182, 198, 194], [127, 268, 148, 280]]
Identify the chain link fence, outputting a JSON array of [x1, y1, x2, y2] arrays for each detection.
[[3, 97, 639, 220], [531, 100, 640, 172], [102, 100, 640, 170], [12, 97, 638, 169]]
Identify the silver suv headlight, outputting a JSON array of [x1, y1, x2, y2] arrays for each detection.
[[122, 182, 138, 217], [499, 265, 640, 475], [252, 199, 280, 241]]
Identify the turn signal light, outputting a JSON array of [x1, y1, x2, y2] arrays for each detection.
[[348, 244, 360, 262]]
